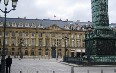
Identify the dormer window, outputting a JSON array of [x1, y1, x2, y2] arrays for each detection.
[[31, 23, 36, 28], [77, 26, 80, 30], [38, 24, 43, 28], [25, 23, 29, 27], [18, 22, 23, 27], [64, 25, 69, 29], [0, 22, 3, 26], [12, 22, 16, 27], [38, 24, 41, 27]]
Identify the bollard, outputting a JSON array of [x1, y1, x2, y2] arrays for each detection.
[[87, 70, 89, 73], [20, 71, 22, 73], [53, 71, 55, 73], [71, 66, 74, 73], [36, 71, 39, 73], [101, 69, 103, 73]]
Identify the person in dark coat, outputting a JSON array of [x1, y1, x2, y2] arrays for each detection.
[[6, 56, 12, 73]]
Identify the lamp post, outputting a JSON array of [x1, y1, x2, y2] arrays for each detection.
[[85, 26, 92, 65], [0, 0, 18, 73], [63, 36, 69, 62], [19, 38, 23, 59]]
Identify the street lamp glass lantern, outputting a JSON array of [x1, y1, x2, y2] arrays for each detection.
[[12, 0, 18, 8], [4, 0, 9, 6]]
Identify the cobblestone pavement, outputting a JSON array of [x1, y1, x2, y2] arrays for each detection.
[[11, 58, 116, 73]]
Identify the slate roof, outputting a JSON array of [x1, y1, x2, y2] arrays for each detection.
[[0, 17, 74, 28]]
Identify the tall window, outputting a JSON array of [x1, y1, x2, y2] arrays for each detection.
[[46, 40, 49, 46], [12, 32, 15, 36], [25, 32, 28, 36], [5, 32, 8, 36], [77, 34, 80, 39], [52, 39, 56, 46], [32, 32, 35, 37], [39, 39, 42, 46], [57, 39, 61, 46], [71, 33, 74, 38], [5, 38, 8, 45], [38, 33, 42, 37], [77, 40, 80, 47], [58, 33, 62, 39], [63, 33, 68, 37], [12, 38, 16, 45], [52, 33, 55, 37], [66, 40, 69, 47], [83, 35, 85, 39], [25, 39, 28, 46], [71, 40, 74, 47], [32, 39, 35, 46], [46, 32, 50, 37], [19, 32, 22, 36]]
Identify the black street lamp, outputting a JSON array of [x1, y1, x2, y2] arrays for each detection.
[[19, 39, 23, 59], [85, 26, 93, 65], [63, 36, 69, 62], [0, 0, 18, 73]]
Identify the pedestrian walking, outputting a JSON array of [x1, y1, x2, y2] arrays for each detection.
[[6, 56, 12, 73]]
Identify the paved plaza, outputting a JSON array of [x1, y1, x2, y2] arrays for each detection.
[[10, 58, 116, 73]]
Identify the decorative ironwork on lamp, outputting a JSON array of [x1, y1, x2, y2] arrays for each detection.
[[0, 0, 18, 73]]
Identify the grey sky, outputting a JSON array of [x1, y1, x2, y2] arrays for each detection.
[[0, 0, 115, 23]]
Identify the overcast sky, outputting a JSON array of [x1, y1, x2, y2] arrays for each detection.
[[0, 0, 115, 23]]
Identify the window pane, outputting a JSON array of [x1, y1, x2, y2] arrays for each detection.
[[12, 32, 15, 36]]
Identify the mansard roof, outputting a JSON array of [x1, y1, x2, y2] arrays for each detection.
[[0, 17, 73, 29], [0, 17, 99, 31]]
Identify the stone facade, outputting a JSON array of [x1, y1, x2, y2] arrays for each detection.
[[0, 17, 85, 58]]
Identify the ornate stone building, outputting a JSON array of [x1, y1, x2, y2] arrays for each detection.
[[0, 17, 86, 58]]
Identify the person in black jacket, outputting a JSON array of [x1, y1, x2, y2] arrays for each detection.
[[6, 56, 12, 73]]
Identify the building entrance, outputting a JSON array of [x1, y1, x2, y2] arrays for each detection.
[[51, 47, 56, 58], [71, 52, 74, 57]]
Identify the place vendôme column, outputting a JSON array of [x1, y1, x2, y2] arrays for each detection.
[[91, 0, 109, 27], [85, 0, 116, 65]]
